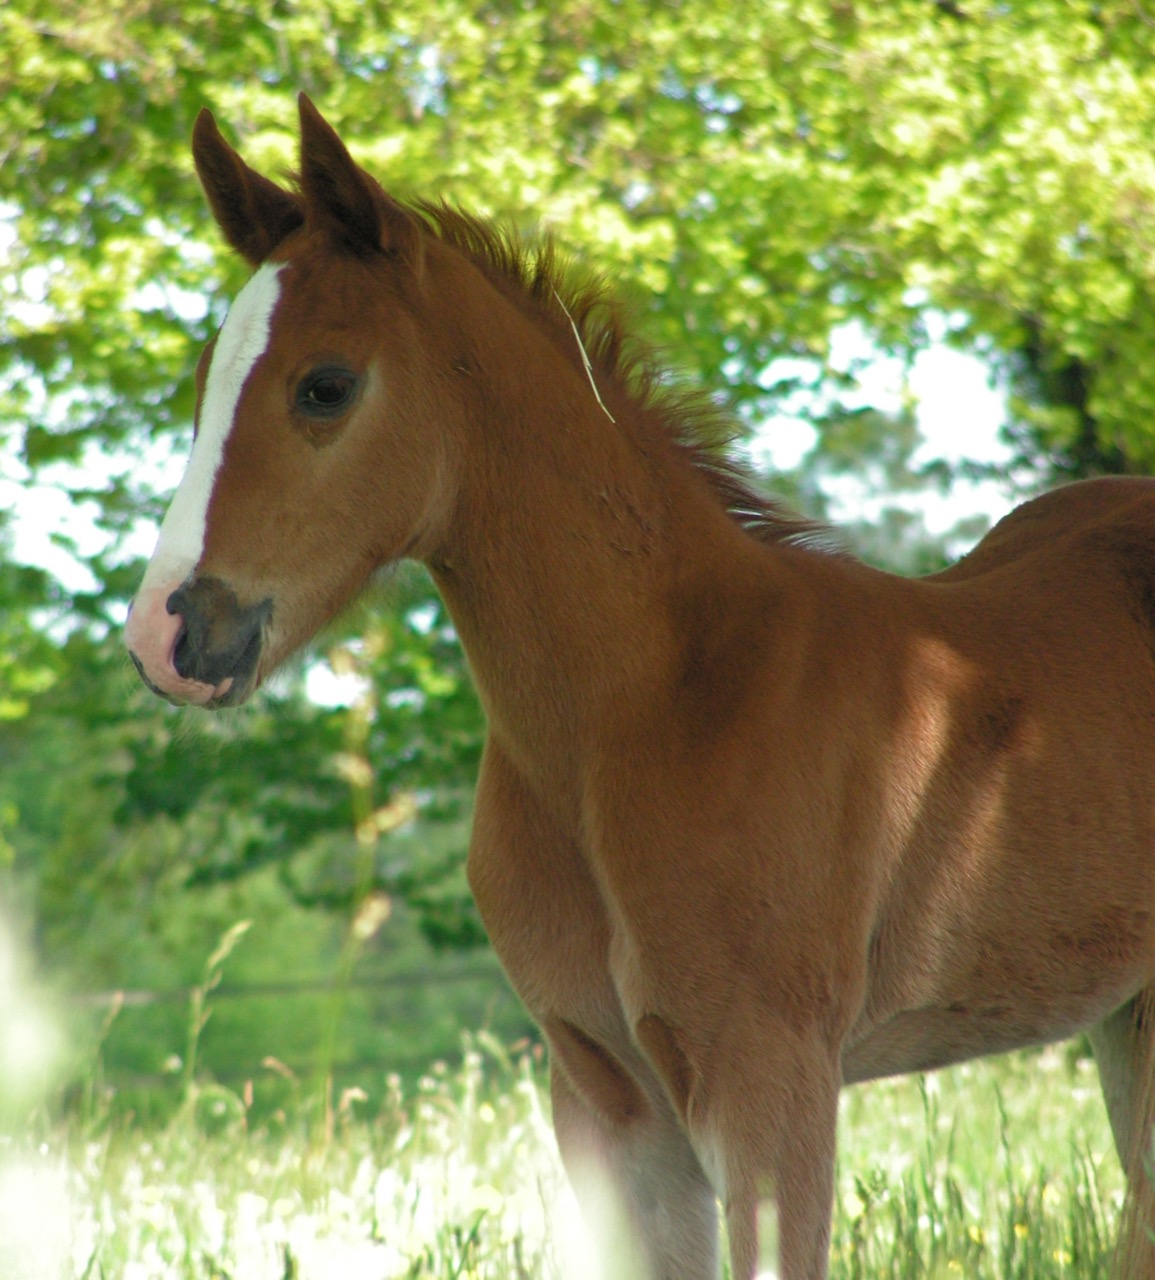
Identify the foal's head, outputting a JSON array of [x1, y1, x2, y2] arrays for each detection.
[[126, 97, 819, 708], [126, 97, 467, 706]]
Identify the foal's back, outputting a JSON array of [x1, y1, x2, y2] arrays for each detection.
[[935, 474, 1155, 585], [839, 475, 1155, 1085]]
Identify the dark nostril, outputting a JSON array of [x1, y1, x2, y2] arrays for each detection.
[[171, 622, 192, 680], [163, 575, 271, 695]]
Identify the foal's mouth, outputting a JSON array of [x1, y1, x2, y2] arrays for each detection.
[[129, 645, 252, 709], [170, 617, 263, 709]]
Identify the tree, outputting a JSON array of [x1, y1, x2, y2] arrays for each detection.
[[6, 0, 1155, 1087], [7, 1, 1155, 517]]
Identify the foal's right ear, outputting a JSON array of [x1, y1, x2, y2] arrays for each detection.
[[297, 94, 424, 269], [192, 109, 305, 266]]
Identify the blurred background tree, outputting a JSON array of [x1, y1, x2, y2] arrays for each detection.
[[3, 0, 1155, 1107]]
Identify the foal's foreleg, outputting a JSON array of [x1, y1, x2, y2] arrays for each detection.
[[709, 1022, 841, 1280], [550, 1057, 720, 1280]]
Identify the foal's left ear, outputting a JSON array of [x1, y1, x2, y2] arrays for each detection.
[[193, 109, 305, 265], [297, 94, 423, 268]]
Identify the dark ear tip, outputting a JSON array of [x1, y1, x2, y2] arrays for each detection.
[[297, 92, 322, 127], [192, 107, 220, 142]]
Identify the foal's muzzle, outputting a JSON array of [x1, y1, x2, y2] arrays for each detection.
[[126, 574, 271, 708], [166, 576, 270, 706]]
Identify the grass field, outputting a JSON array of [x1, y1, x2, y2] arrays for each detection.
[[0, 1030, 1127, 1279]]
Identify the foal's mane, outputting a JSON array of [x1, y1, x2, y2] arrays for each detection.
[[410, 200, 832, 550]]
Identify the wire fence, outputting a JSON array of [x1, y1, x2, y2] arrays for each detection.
[[68, 962, 507, 1009], [67, 962, 532, 1091]]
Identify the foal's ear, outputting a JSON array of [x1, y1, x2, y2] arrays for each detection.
[[297, 94, 423, 267], [192, 109, 304, 266]]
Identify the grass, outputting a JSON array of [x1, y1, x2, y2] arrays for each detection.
[[829, 1046, 1121, 1279], [0, 1033, 1126, 1279], [4, 1033, 570, 1280]]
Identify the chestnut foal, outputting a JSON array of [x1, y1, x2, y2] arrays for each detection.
[[127, 97, 1155, 1278]]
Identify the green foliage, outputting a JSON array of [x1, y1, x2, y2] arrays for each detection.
[[8, 0, 1155, 533], [7, 2, 1155, 1101], [831, 1052, 1120, 1279], [0, 610, 519, 1097]]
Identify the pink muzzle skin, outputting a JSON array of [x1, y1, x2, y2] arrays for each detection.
[[124, 584, 234, 707]]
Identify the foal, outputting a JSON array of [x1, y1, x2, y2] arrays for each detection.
[[126, 96, 1155, 1278]]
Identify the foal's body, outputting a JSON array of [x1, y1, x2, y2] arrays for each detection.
[[125, 98, 1155, 1277], [461, 463, 1155, 1275]]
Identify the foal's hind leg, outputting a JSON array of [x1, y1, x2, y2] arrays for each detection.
[[1089, 988, 1155, 1278], [550, 1053, 719, 1280]]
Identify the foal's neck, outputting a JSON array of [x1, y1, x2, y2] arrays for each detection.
[[427, 326, 774, 797]]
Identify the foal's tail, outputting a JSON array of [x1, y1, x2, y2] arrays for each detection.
[[1115, 988, 1155, 1279]]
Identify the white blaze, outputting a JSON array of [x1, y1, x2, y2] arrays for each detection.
[[139, 260, 285, 590]]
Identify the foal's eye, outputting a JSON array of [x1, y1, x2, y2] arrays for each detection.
[[295, 368, 359, 418]]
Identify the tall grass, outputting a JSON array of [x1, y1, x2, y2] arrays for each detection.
[[1, 1040, 1124, 1279], [830, 1048, 1121, 1279], [0, 922, 1129, 1279], [3, 1033, 573, 1280]]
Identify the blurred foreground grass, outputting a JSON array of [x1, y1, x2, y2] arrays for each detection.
[[0, 1032, 1125, 1279]]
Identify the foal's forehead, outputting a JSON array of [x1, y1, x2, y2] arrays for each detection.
[[267, 241, 383, 319], [208, 245, 390, 396], [204, 248, 378, 399], [217, 260, 286, 361], [197, 260, 285, 427]]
